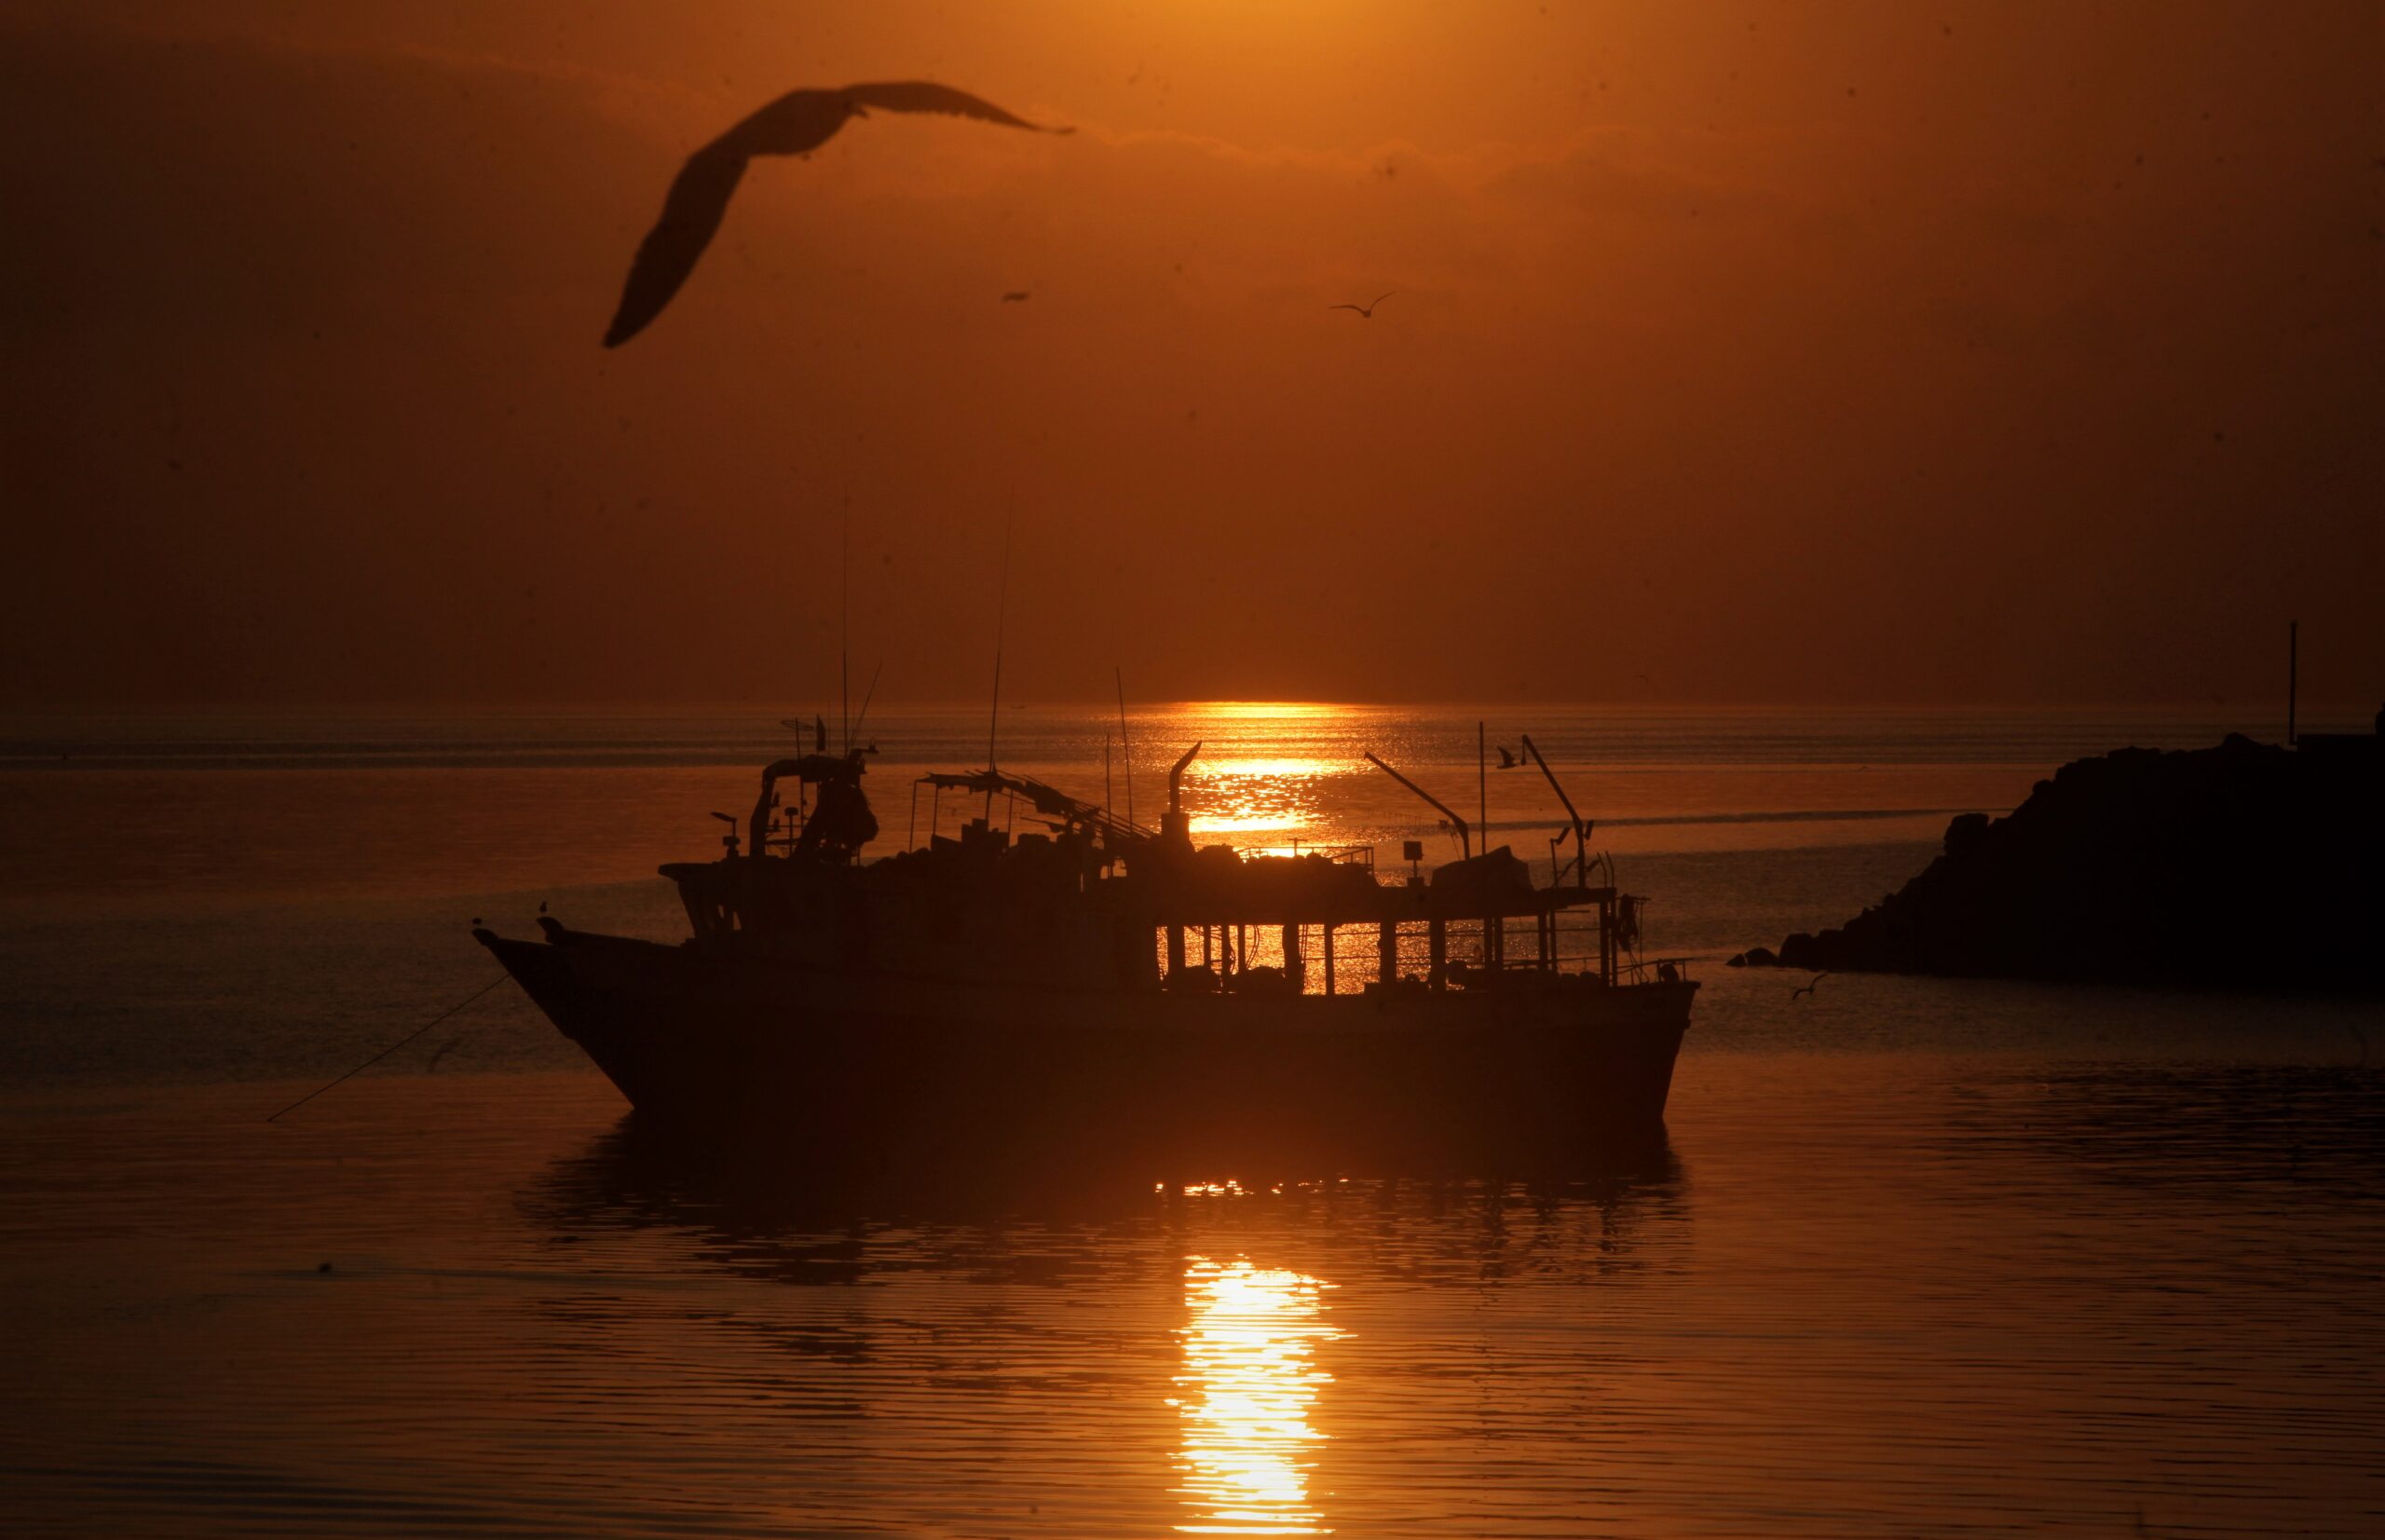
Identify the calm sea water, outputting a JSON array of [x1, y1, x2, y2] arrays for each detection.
[[1, 705, 2378, 1535]]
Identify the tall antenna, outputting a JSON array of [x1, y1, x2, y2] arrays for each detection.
[[987, 528, 1012, 772], [1478, 720, 1488, 859], [1114, 666, 1136, 827]]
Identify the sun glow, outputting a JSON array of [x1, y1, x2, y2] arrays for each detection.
[[1169, 1258, 1340, 1536]]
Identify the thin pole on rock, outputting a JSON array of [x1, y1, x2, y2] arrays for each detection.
[[840, 517, 851, 757]]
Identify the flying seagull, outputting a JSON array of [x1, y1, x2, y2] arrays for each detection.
[[1791, 971, 1832, 1000], [1001, 291, 1032, 303], [605, 82, 1070, 347], [1329, 291, 1396, 319]]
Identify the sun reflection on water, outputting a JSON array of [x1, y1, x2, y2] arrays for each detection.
[[1168, 1258, 1341, 1536], [1183, 757, 1342, 840]]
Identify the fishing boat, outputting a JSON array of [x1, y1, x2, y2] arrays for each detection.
[[477, 731, 1695, 1171]]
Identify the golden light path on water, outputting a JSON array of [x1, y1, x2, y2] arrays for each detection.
[[1150, 702, 1423, 852], [1168, 1257, 1342, 1536], [1183, 757, 1341, 840]]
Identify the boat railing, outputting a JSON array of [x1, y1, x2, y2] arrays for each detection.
[[1233, 841, 1374, 872]]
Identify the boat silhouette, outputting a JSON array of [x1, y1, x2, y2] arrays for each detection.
[[478, 729, 1696, 1171]]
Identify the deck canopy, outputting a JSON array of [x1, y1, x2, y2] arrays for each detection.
[[915, 769, 1149, 849]]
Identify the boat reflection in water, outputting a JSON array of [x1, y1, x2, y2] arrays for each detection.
[[519, 1126, 1681, 1533], [1170, 1257, 1342, 1536]]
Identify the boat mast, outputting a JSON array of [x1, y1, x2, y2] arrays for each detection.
[[851, 661, 883, 748]]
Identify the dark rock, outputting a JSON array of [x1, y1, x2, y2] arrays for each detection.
[[1737, 731, 2383, 992], [1942, 811, 1990, 860]]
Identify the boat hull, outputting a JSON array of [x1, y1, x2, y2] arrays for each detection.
[[479, 927, 1694, 1175]]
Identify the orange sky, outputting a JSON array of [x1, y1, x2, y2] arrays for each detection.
[[2, 1, 2378, 707]]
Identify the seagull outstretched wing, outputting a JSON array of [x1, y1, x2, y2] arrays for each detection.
[[606, 143, 750, 348], [604, 80, 1068, 348], [843, 81, 1072, 133]]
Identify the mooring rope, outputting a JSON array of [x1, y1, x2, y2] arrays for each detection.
[[265, 974, 511, 1123]]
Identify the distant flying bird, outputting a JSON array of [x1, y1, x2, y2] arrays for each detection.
[[1329, 291, 1396, 319], [605, 82, 1070, 347], [1001, 291, 1031, 303], [1791, 971, 1831, 1000]]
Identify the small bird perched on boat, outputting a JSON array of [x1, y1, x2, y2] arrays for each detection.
[[605, 82, 1071, 347], [1791, 972, 1831, 999], [1496, 744, 1519, 770], [1329, 291, 1396, 319]]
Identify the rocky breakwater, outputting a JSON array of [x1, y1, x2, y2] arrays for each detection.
[[1732, 730, 2383, 991]]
